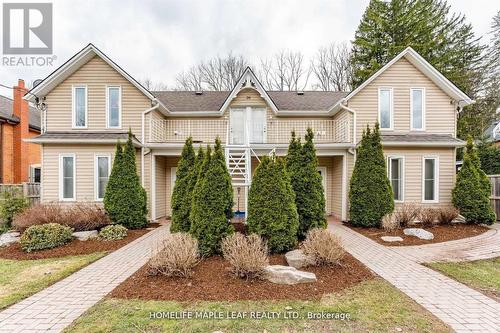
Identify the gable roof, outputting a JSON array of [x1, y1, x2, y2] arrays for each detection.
[[152, 90, 347, 113], [24, 43, 169, 114], [0, 95, 41, 131], [329, 46, 473, 114]]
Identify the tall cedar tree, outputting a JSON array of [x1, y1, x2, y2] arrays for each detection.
[[247, 156, 299, 253], [170, 137, 196, 232], [351, 0, 484, 97], [189, 142, 234, 256], [213, 137, 234, 219], [349, 123, 394, 227], [286, 129, 326, 239], [452, 137, 495, 225], [477, 139, 500, 175], [465, 136, 491, 196], [104, 132, 148, 229]]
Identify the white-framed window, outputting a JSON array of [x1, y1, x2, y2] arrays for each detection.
[[388, 156, 404, 202], [59, 154, 76, 201], [106, 86, 121, 128], [29, 164, 41, 183], [422, 156, 439, 203], [378, 87, 393, 130], [94, 154, 111, 200], [171, 167, 177, 194], [411, 88, 425, 130], [72, 85, 87, 128]]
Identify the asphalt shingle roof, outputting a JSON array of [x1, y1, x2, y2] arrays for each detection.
[[0, 95, 41, 130], [152, 90, 348, 112], [381, 133, 464, 144]]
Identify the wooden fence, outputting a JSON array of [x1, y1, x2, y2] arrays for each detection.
[[0, 183, 41, 205], [488, 175, 500, 221]]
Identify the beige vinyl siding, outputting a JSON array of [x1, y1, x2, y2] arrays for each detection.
[[383, 147, 456, 207], [348, 57, 457, 142], [332, 109, 354, 143], [42, 144, 147, 204], [155, 156, 167, 218], [331, 156, 343, 217], [45, 56, 151, 136], [145, 109, 164, 143], [226, 88, 271, 114]]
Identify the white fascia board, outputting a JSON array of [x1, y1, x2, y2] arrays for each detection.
[[24, 138, 142, 147], [327, 47, 473, 114], [382, 141, 465, 147]]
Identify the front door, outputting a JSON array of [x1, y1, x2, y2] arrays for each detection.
[[250, 108, 266, 144]]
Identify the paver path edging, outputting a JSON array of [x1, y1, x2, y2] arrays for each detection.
[[329, 222, 500, 333], [391, 224, 500, 263], [0, 224, 170, 333]]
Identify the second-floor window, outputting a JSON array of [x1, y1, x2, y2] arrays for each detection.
[[378, 88, 393, 129], [107, 86, 121, 128], [72, 86, 87, 128], [411, 88, 425, 130]]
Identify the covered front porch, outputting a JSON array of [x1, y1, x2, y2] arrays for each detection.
[[148, 148, 350, 222]]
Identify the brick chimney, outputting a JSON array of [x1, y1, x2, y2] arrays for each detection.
[[12, 79, 30, 183]]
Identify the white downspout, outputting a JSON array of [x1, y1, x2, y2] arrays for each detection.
[[339, 100, 357, 222], [141, 102, 159, 187], [339, 100, 357, 145]]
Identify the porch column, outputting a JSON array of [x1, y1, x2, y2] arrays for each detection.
[[151, 154, 156, 221], [341, 152, 348, 221]]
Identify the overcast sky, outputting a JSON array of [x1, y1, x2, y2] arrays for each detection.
[[0, 0, 498, 97]]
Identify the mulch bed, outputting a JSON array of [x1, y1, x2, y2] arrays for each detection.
[[0, 223, 160, 260], [109, 253, 374, 301], [347, 223, 489, 246]]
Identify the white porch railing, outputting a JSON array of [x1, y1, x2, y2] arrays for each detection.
[[150, 118, 228, 143], [149, 118, 351, 144]]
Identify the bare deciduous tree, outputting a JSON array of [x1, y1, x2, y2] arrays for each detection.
[[175, 53, 249, 91], [311, 42, 353, 91], [258, 50, 310, 91], [140, 78, 169, 91]]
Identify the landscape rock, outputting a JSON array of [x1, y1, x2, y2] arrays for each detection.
[[0, 231, 20, 247], [72, 230, 98, 241], [403, 228, 434, 240], [285, 249, 315, 268], [264, 265, 317, 285], [381, 236, 404, 242]]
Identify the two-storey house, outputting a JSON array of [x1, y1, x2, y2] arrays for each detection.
[[26, 44, 471, 221]]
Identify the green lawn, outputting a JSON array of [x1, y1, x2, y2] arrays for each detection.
[[0, 253, 105, 309], [65, 278, 450, 333], [428, 258, 500, 300]]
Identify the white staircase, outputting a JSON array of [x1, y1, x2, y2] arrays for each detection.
[[226, 147, 251, 186]]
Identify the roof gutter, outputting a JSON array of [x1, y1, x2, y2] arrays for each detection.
[[141, 102, 160, 187], [382, 141, 466, 147]]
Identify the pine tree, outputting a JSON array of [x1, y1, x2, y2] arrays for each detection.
[[349, 123, 394, 227], [452, 139, 495, 225], [247, 156, 299, 253], [213, 137, 234, 219], [170, 137, 196, 233], [104, 131, 148, 229], [189, 143, 234, 256], [286, 129, 326, 239], [351, 0, 484, 97]]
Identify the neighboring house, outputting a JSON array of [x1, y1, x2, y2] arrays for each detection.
[[0, 80, 41, 184], [483, 120, 500, 147], [25, 44, 471, 221]]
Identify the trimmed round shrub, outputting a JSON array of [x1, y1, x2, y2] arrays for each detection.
[[302, 228, 345, 266], [148, 232, 200, 277], [20, 223, 73, 252], [221, 233, 269, 280], [99, 224, 128, 241]]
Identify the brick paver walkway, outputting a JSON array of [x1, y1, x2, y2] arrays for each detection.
[[391, 223, 500, 263], [0, 225, 170, 333], [329, 222, 500, 333]]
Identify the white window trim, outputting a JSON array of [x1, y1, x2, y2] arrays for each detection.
[[387, 155, 405, 202], [410, 87, 426, 131], [94, 154, 111, 201], [72, 85, 88, 129], [422, 156, 439, 203], [378, 87, 394, 130], [28, 164, 41, 183], [170, 167, 177, 195], [106, 85, 122, 129], [59, 153, 76, 201]]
